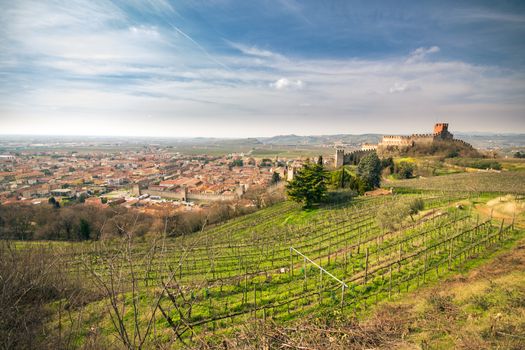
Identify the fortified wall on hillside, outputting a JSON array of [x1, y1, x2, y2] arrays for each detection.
[[335, 123, 473, 167], [370, 123, 454, 150]]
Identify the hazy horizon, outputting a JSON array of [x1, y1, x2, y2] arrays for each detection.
[[0, 129, 524, 141], [1, 1, 525, 137]]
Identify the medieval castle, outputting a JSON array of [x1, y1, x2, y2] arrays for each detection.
[[336, 123, 471, 167]]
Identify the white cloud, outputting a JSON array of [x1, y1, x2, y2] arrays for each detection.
[[270, 78, 304, 90], [389, 82, 408, 93], [406, 46, 440, 63], [1, 1, 524, 137], [389, 82, 420, 94]]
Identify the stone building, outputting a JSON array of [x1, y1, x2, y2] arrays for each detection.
[[360, 123, 455, 151], [335, 123, 471, 167]]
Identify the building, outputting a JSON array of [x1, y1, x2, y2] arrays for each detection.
[[51, 188, 74, 197], [360, 123, 456, 151], [334, 123, 472, 167], [0, 155, 15, 161]]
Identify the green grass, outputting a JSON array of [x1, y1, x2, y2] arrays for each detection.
[[10, 176, 522, 348], [386, 170, 525, 194]]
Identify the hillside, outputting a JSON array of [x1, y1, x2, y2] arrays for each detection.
[[219, 235, 525, 349], [386, 171, 525, 194], [5, 174, 524, 349]]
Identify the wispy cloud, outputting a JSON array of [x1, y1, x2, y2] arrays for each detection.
[[406, 46, 440, 64], [0, 1, 524, 136], [453, 9, 525, 24], [229, 41, 282, 59]]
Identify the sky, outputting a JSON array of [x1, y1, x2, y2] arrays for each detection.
[[0, 0, 524, 138]]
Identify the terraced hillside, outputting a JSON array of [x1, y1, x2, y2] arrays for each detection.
[[16, 190, 523, 348]]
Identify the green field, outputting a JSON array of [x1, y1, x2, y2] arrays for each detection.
[[385, 171, 525, 194], [10, 178, 524, 348]]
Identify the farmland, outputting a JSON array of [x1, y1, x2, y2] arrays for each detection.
[[9, 183, 524, 348]]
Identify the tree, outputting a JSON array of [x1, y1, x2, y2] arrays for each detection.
[[356, 152, 382, 190], [259, 158, 273, 167], [330, 167, 367, 195], [78, 218, 91, 240], [78, 193, 87, 203], [331, 168, 350, 189], [376, 198, 425, 230], [230, 159, 243, 167], [270, 172, 281, 185], [381, 157, 394, 173], [408, 198, 424, 221], [394, 161, 415, 179], [317, 155, 323, 165], [48, 197, 60, 208], [286, 161, 327, 208]]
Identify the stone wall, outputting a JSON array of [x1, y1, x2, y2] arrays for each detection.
[[143, 189, 186, 200], [143, 187, 240, 202], [380, 135, 413, 146], [187, 193, 237, 202], [411, 134, 434, 145]]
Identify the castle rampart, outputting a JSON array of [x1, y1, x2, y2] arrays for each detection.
[[355, 122, 472, 157]]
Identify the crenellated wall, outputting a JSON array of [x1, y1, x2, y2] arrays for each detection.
[[354, 123, 474, 157], [143, 186, 241, 202]]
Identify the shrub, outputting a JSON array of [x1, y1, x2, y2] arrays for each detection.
[[447, 158, 502, 170], [394, 161, 415, 179], [0, 242, 97, 349]]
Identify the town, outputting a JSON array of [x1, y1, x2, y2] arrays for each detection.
[[0, 145, 295, 213], [0, 122, 518, 214]]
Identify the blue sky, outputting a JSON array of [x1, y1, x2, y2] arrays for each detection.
[[0, 0, 524, 137]]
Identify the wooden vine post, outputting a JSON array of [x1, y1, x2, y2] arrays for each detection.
[[364, 247, 370, 284]]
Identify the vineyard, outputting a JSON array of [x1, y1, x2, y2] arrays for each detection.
[[19, 190, 523, 348], [386, 171, 525, 194]]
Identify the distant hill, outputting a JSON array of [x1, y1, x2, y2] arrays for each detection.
[[1, 133, 523, 152], [257, 134, 381, 147], [454, 133, 525, 149], [257, 133, 525, 150]]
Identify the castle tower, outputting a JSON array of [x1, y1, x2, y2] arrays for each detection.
[[181, 186, 188, 202], [434, 123, 448, 134], [433, 123, 453, 140], [335, 149, 344, 168]]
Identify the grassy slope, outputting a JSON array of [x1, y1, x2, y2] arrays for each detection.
[[385, 170, 525, 194], [369, 235, 525, 349], [27, 170, 524, 348], [214, 235, 525, 350]]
